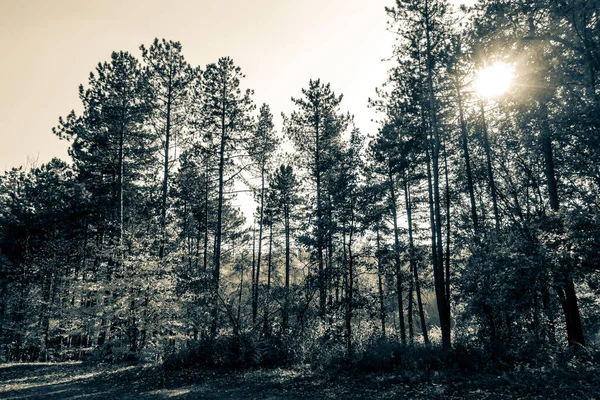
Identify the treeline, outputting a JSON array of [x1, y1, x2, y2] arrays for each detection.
[[1, 0, 599, 366]]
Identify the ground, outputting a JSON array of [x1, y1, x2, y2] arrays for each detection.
[[1, 361, 599, 399]]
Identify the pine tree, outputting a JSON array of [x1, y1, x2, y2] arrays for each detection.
[[199, 57, 254, 337], [141, 38, 195, 259], [53, 50, 155, 352], [284, 79, 350, 317], [270, 164, 299, 332], [249, 103, 279, 325]]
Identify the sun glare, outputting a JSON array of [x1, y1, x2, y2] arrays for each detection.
[[475, 62, 514, 99]]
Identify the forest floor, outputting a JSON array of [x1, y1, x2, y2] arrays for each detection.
[[1, 361, 599, 399]]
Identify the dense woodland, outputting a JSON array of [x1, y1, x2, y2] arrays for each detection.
[[1, 0, 600, 370]]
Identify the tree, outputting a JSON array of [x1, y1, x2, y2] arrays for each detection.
[[249, 104, 279, 325], [54, 51, 153, 249], [270, 164, 299, 332], [0, 160, 88, 361], [331, 127, 364, 356], [53, 50, 160, 355], [199, 57, 254, 337], [472, 0, 592, 347], [141, 38, 195, 258], [385, 0, 453, 348], [284, 79, 350, 318]]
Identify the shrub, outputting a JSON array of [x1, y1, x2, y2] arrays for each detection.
[[164, 339, 215, 371], [256, 335, 295, 368], [353, 336, 485, 376], [213, 334, 258, 368], [163, 333, 300, 370], [356, 337, 402, 372], [90, 341, 138, 364]]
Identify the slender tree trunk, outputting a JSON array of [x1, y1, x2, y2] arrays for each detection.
[[405, 180, 429, 344], [251, 221, 256, 325], [480, 101, 500, 231], [203, 164, 209, 272], [236, 236, 243, 328], [267, 220, 273, 291], [129, 287, 137, 353], [539, 100, 585, 346], [253, 165, 266, 325], [264, 219, 273, 334], [195, 228, 201, 271], [408, 261, 414, 344], [314, 113, 326, 317], [283, 204, 291, 331], [327, 194, 334, 320], [422, 115, 440, 344], [159, 81, 173, 259], [210, 80, 227, 338], [118, 121, 125, 248], [424, 2, 450, 346], [346, 218, 354, 357], [540, 105, 559, 213], [40, 272, 53, 361], [455, 75, 478, 231], [443, 136, 451, 312], [376, 225, 386, 338], [388, 168, 406, 344]]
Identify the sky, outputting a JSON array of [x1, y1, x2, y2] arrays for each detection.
[[0, 0, 402, 172], [0, 0, 469, 215]]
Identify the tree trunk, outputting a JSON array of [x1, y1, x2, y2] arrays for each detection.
[[480, 101, 500, 230], [443, 135, 451, 315], [327, 194, 334, 321], [408, 261, 414, 344], [405, 180, 429, 344], [424, 0, 450, 347], [203, 163, 209, 272], [118, 120, 125, 248], [253, 165, 266, 325], [314, 110, 326, 317], [346, 220, 354, 357], [236, 235, 243, 328], [388, 168, 406, 344], [455, 75, 478, 231], [159, 80, 173, 259], [210, 80, 227, 338], [376, 225, 386, 337], [264, 219, 273, 334], [251, 221, 256, 325], [539, 100, 585, 346], [283, 203, 291, 331]]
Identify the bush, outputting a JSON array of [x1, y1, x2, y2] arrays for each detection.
[[90, 341, 138, 364], [163, 333, 298, 371], [351, 336, 486, 376], [256, 335, 295, 368], [356, 337, 402, 372], [164, 339, 215, 370], [213, 334, 258, 368], [163, 331, 496, 375]]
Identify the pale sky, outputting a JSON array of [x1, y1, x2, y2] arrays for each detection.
[[0, 0, 470, 223], [0, 0, 404, 173]]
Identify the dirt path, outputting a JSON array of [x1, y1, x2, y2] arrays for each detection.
[[0, 362, 441, 399], [1, 362, 598, 399]]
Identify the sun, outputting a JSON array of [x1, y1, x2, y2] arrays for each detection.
[[475, 62, 514, 99]]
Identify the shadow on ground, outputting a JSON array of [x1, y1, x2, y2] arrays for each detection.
[[0, 362, 430, 400], [0, 362, 333, 400], [1, 361, 599, 399]]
